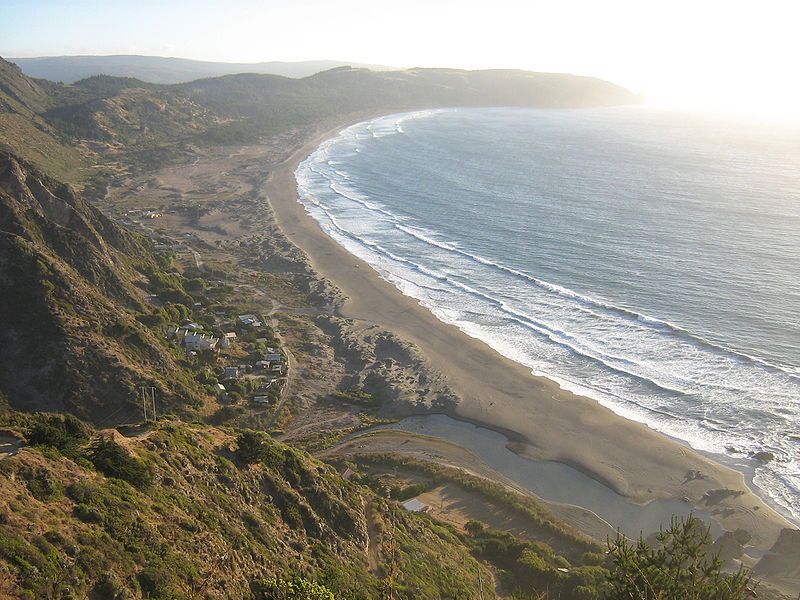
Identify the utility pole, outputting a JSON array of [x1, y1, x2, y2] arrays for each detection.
[[139, 386, 156, 423], [140, 386, 148, 422]]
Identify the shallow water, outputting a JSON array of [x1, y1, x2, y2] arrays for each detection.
[[370, 414, 722, 538]]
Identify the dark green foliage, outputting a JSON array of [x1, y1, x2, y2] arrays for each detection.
[[26, 413, 90, 460], [161, 302, 191, 323], [137, 565, 179, 599], [135, 311, 166, 327], [392, 481, 432, 501], [86, 437, 153, 488], [331, 388, 378, 407], [184, 277, 206, 293], [251, 576, 335, 600], [464, 524, 609, 599], [606, 515, 752, 600], [145, 268, 193, 306], [92, 571, 134, 600], [208, 405, 245, 425], [22, 467, 65, 501], [0, 526, 73, 597], [235, 430, 274, 465]]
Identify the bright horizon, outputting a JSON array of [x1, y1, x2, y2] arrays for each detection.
[[4, 0, 799, 119]]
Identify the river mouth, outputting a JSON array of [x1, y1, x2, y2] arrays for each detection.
[[362, 414, 722, 539]]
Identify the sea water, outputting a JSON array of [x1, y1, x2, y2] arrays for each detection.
[[296, 106, 800, 523]]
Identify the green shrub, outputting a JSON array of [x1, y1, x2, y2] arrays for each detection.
[[208, 405, 245, 425], [87, 437, 152, 488], [606, 515, 751, 600], [26, 413, 90, 460], [235, 430, 272, 465], [251, 576, 335, 600], [137, 566, 178, 599], [74, 504, 104, 524], [25, 472, 64, 501], [331, 389, 377, 407]]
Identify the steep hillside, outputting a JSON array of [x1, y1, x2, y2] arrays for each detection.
[[0, 150, 204, 422], [0, 58, 86, 181]]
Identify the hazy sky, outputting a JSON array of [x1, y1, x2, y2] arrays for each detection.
[[3, 0, 799, 116]]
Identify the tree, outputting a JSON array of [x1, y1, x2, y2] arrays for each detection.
[[87, 436, 152, 488], [235, 430, 270, 465], [605, 515, 752, 600]]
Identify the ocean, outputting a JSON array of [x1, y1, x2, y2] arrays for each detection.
[[295, 106, 800, 524]]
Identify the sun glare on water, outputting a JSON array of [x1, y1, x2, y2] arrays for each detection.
[[645, 80, 800, 123]]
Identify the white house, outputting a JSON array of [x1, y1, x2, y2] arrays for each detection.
[[183, 333, 219, 351]]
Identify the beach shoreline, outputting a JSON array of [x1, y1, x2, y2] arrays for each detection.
[[261, 112, 794, 549]]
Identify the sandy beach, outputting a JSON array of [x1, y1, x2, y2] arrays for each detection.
[[262, 116, 796, 551]]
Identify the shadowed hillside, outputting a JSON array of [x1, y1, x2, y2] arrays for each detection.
[[0, 150, 205, 423]]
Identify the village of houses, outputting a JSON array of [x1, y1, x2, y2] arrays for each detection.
[[171, 312, 287, 407]]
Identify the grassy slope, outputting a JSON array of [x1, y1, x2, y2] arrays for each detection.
[[0, 418, 495, 600]]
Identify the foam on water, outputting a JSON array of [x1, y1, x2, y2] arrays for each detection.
[[296, 107, 800, 524]]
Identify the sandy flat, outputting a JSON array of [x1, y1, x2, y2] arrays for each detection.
[[260, 117, 794, 550], [323, 429, 618, 543]]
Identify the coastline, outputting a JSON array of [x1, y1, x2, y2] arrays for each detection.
[[262, 113, 795, 549]]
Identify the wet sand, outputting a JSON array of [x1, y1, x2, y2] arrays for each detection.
[[262, 116, 794, 550]]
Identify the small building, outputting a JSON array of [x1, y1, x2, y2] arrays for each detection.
[[183, 333, 219, 351], [264, 353, 282, 362], [270, 364, 283, 373], [400, 499, 428, 513], [222, 367, 240, 380], [214, 383, 226, 394], [220, 332, 237, 349], [237, 314, 257, 326], [252, 396, 271, 404], [255, 360, 270, 370], [340, 468, 355, 481], [182, 322, 204, 331]]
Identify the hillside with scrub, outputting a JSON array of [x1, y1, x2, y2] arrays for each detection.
[[0, 53, 797, 599]]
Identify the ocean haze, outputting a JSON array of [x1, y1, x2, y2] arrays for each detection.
[[296, 107, 800, 523], [7, 55, 399, 84]]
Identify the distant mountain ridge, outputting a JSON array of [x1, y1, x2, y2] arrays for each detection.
[[0, 54, 643, 187], [8, 55, 400, 84]]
